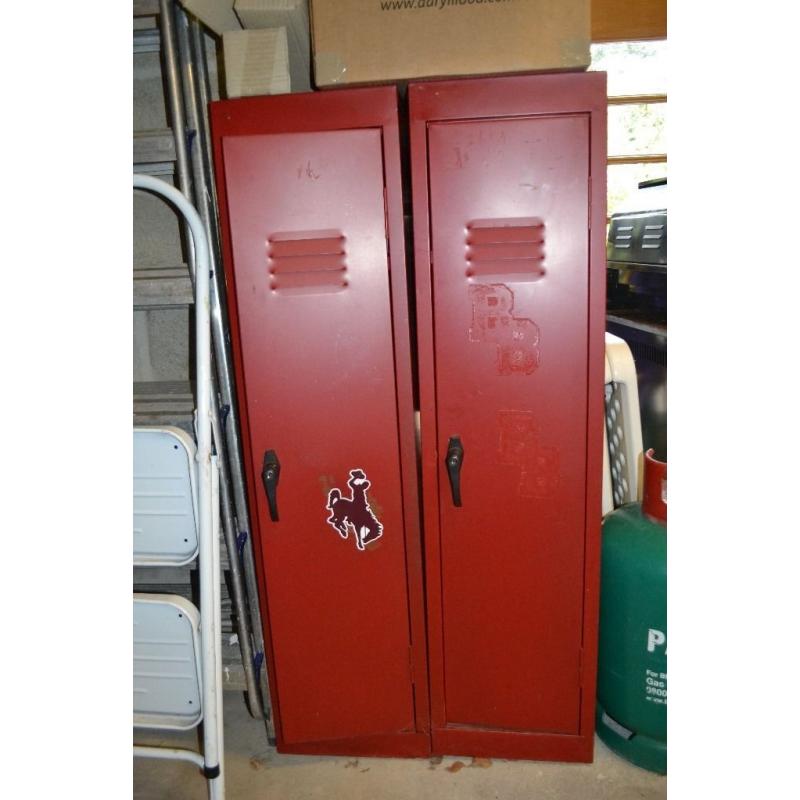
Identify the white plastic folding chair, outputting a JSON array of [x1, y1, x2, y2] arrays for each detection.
[[133, 174, 224, 799], [602, 332, 645, 515]]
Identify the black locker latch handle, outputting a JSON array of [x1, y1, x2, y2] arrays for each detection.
[[261, 450, 281, 522], [445, 436, 464, 507]]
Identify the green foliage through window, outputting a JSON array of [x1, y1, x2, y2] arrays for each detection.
[[590, 41, 667, 217]]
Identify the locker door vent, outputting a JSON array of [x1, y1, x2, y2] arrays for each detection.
[[642, 223, 665, 249], [613, 224, 633, 248], [267, 230, 347, 294], [466, 218, 546, 282]]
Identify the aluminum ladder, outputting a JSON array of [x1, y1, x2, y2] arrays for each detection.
[[133, 0, 273, 736]]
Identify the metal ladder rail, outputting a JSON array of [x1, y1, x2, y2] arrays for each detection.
[[174, 5, 275, 738], [157, 0, 265, 723], [133, 174, 225, 800], [142, 0, 268, 724]]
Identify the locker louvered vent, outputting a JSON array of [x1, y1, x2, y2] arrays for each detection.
[[607, 211, 667, 267], [267, 230, 347, 293], [642, 222, 665, 250], [465, 218, 546, 281], [613, 224, 633, 249]]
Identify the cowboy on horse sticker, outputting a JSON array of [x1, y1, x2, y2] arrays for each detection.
[[325, 468, 383, 552]]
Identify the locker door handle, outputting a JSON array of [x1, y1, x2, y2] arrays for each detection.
[[445, 437, 464, 507], [261, 450, 281, 522]]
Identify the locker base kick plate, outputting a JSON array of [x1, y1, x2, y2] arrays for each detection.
[[432, 729, 594, 764], [276, 732, 430, 759], [277, 730, 594, 762]]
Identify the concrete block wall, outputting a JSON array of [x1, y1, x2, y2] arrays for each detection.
[[133, 14, 221, 384]]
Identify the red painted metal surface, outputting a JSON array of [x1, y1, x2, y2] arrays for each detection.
[[409, 72, 607, 762], [210, 88, 429, 757], [642, 449, 667, 523]]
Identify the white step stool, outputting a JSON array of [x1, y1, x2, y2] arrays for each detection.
[[133, 174, 224, 799]]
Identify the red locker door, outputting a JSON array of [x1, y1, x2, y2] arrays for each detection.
[[431, 114, 587, 734], [211, 90, 428, 757], [410, 74, 607, 761]]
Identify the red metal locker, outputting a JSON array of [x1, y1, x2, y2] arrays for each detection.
[[210, 88, 430, 757], [409, 73, 607, 762]]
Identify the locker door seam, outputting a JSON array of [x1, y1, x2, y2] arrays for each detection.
[[580, 111, 593, 704], [425, 120, 449, 733], [378, 129, 424, 735]]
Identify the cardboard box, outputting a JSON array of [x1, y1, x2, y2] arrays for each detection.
[[234, 1, 311, 91], [223, 27, 291, 98], [309, 0, 590, 88], [180, 0, 242, 35]]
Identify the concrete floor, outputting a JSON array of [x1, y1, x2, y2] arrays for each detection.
[[134, 695, 666, 800]]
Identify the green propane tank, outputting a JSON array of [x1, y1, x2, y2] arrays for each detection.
[[596, 449, 667, 774]]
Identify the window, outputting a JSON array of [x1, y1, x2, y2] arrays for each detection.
[[590, 41, 667, 217]]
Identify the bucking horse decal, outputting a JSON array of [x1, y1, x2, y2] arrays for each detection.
[[325, 468, 383, 552]]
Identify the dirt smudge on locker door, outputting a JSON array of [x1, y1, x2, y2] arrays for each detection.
[[497, 410, 560, 499]]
